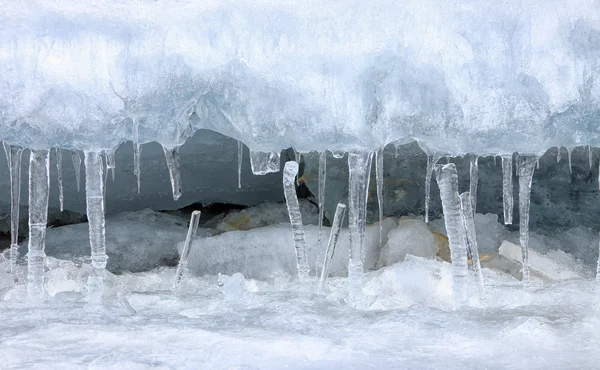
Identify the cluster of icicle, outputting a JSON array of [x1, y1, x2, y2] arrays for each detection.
[[6, 139, 600, 307]]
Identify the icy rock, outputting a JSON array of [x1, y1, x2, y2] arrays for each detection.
[[210, 200, 320, 232], [378, 218, 438, 266], [181, 219, 397, 280], [498, 241, 583, 281], [220, 273, 246, 301], [26, 209, 206, 273]]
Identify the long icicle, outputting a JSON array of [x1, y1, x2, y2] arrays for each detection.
[[375, 148, 384, 246], [27, 150, 50, 302], [133, 120, 142, 193], [318, 203, 347, 294], [518, 154, 537, 285], [72, 150, 82, 192], [172, 210, 201, 292], [316, 151, 327, 277], [425, 153, 441, 224], [469, 155, 479, 214], [102, 153, 108, 214], [3, 143, 23, 283], [55, 148, 64, 212], [434, 163, 468, 308], [162, 145, 182, 201], [347, 151, 373, 300], [597, 232, 600, 281], [501, 155, 514, 225], [237, 141, 243, 189], [459, 192, 485, 302], [589, 146, 593, 169], [567, 147, 573, 175], [283, 161, 309, 283], [84, 151, 109, 303]]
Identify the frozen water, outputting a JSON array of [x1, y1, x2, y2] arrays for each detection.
[[3, 143, 23, 281], [316, 151, 327, 275], [173, 210, 201, 292], [162, 145, 182, 201], [518, 155, 537, 284], [282, 161, 309, 283], [318, 203, 346, 294], [435, 163, 468, 308], [459, 192, 485, 301], [424, 153, 441, 224], [220, 272, 246, 301], [375, 148, 384, 246], [249, 151, 280, 175], [54, 148, 64, 212], [1, 1, 599, 155]]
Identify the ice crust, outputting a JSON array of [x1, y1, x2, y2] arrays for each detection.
[[1, 0, 600, 154]]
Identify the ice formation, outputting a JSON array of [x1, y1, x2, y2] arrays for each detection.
[[282, 161, 310, 283], [435, 164, 468, 308], [518, 155, 538, 284], [459, 192, 485, 301], [173, 210, 201, 292], [375, 148, 384, 245], [318, 203, 346, 294], [316, 151, 327, 275], [501, 155, 514, 225], [3, 143, 23, 281]]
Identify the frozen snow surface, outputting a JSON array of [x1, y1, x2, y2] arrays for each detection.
[[1, 0, 600, 154], [1, 211, 600, 369]]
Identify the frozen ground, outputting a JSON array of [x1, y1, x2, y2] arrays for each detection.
[[1, 209, 599, 370]]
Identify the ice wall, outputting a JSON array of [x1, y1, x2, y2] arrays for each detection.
[[1, 0, 599, 154]]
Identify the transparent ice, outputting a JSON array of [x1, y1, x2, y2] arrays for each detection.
[[501, 155, 514, 225], [375, 148, 384, 246], [518, 155, 537, 284], [459, 192, 485, 302], [173, 210, 201, 292], [71, 151, 82, 193], [27, 150, 51, 302], [469, 156, 479, 213], [162, 145, 182, 201], [250, 151, 280, 175], [318, 203, 346, 294], [424, 153, 441, 224], [3, 143, 23, 282], [316, 151, 327, 276], [282, 161, 309, 283], [54, 148, 64, 212], [435, 163, 468, 308]]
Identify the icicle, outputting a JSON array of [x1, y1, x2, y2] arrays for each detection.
[[133, 121, 142, 193], [27, 150, 50, 301], [102, 153, 108, 214], [162, 145, 182, 201], [459, 192, 485, 302], [424, 153, 441, 224], [249, 150, 280, 175], [282, 161, 309, 283], [556, 146, 562, 163], [84, 151, 109, 303], [317, 203, 347, 294], [54, 148, 64, 212], [172, 210, 201, 292], [536, 157, 540, 170], [445, 156, 450, 164], [375, 148, 384, 246], [567, 147, 573, 174], [237, 141, 243, 189], [501, 155, 514, 225], [469, 156, 479, 214], [518, 155, 537, 284], [347, 152, 373, 298], [3, 143, 23, 282], [434, 163, 468, 308], [316, 151, 327, 276], [589, 146, 593, 169], [106, 150, 116, 181], [72, 150, 82, 192], [293, 149, 301, 184], [493, 155, 497, 166]]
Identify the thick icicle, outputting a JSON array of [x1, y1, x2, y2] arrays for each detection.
[[249, 150, 280, 175], [469, 156, 479, 213], [317, 203, 347, 294], [347, 152, 373, 298], [172, 210, 201, 292], [72, 150, 82, 192], [133, 120, 142, 193], [55, 148, 64, 212], [237, 141, 243, 189], [282, 161, 309, 283], [501, 155, 514, 225], [434, 163, 468, 308], [162, 145, 182, 201], [84, 151, 109, 303], [316, 151, 327, 276], [3, 143, 23, 282], [375, 148, 384, 246], [106, 150, 116, 181], [424, 153, 441, 223], [518, 155, 537, 284], [557, 146, 562, 163], [567, 147, 573, 174], [459, 192, 485, 302], [27, 150, 50, 301]]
